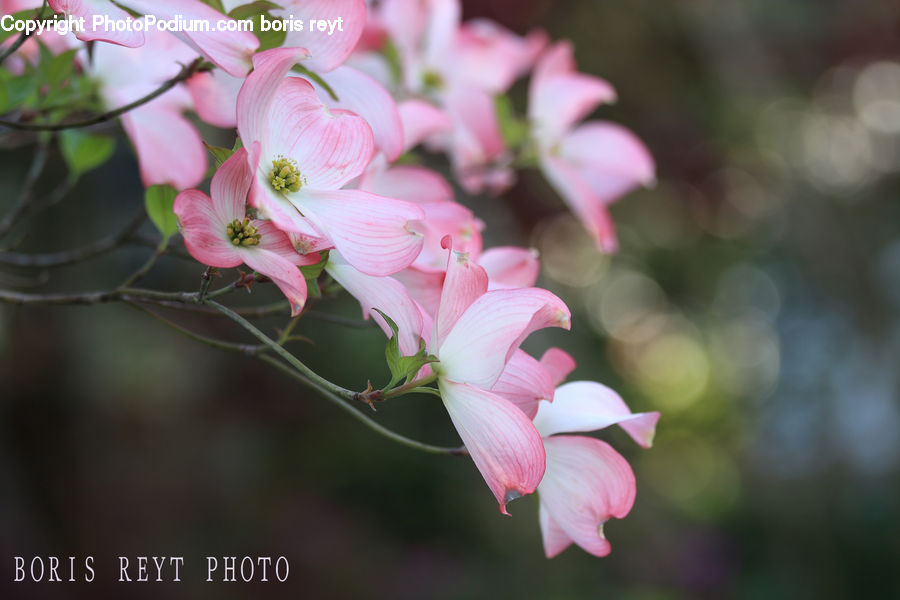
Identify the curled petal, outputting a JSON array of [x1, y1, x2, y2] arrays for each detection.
[[539, 348, 576, 386], [240, 247, 308, 316], [539, 436, 636, 557], [433, 236, 489, 350], [491, 350, 555, 419], [439, 380, 546, 515], [533, 381, 660, 447], [437, 288, 571, 389]]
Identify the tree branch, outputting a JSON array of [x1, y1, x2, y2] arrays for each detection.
[[0, 58, 207, 132], [0, 1, 48, 68]]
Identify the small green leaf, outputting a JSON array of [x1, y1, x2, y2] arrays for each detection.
[[229, 2, 286, 51], [144, 184, 179, 244], [203, 141, 235, 167], [42, 47, 78, 89], [59, 130, 115, 180], [299, 250, 329, 298], [0, 10, 33, 44], [200, 0, 226, 12], [300, 249, 329, 280], [374, 309, 438, 388]]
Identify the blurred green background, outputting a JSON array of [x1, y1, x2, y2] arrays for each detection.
[[2, 0, 900, 598]]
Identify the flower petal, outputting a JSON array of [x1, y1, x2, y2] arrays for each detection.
[[539, 348, 576, 386], [120, 102, 205, 190], [437, 287, 571, 389], [304, 65, 404, 162], [293, 189, 424, 277], [479, 246, 540, 290], [126, 0, 260, 76], [560, 121, 656, 196], [50, 0, 144, 47], [237, 47, 312, 154], [529, 41, 616, 146], [540, 153, 619, 253], [539, 435, 636, 557], [533, 381, 660, 447], [491, 350, 555, 419], [326, 252, 425, 356], [266, 77, 375, 190], [398, 99, 452, 152], [279, 0, 366, 72], [240, 247, 308, 316], [539, 502, 574, 559], [173, 190, 242, 268], [187, 69, 242, 128], [432, 236, 489, 350], [439, 380, 545, 515]]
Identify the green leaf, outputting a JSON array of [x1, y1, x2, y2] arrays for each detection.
[[299, 250, 329, 298], [0, 10, 33, 44], [229, 2, 286, 51], [203, 141, 235, 167], [42, 47, 78, 89], [200, 0, 227, 12], [374, 309, 438, 388], [144, 184, 179, 244], [59, 130, 115, 180]]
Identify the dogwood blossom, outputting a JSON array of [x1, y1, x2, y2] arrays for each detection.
[[529, 41, 656, 252], [533, 381, 660, 557], [174, 148, 320, 315]]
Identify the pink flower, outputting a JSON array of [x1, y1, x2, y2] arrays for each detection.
[[86, 30, 206, 190], [236, 47, 425, 277], [173, 148, 320, 316], [431, 238, 571, 513], [49, 0, 259, 76], [374, 0, 544, 193], [529, 41, 655, 252], [532, 381, 660, 558]]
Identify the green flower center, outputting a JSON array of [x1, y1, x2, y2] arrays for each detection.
[[226, 218, 261, 247], [270, 157, 305, 193]]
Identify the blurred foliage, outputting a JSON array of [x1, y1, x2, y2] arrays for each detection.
[[2, 0, 900, 598]]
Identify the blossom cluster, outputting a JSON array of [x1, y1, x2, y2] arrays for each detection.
[[2, 0, 660, 558]]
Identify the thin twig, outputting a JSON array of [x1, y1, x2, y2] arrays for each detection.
[[0, 58, 207, 132], [258, 354, 467, 456], [127, 302, 262, 355], [206, 299, 357, 401], [0, 138, 50, 236], [0, 1, 48, 68]]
